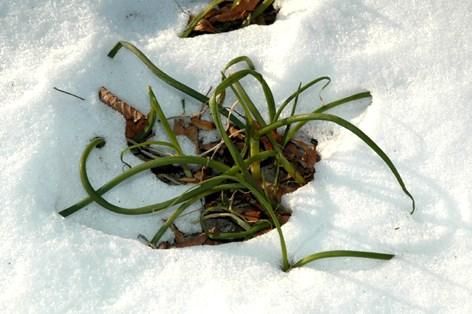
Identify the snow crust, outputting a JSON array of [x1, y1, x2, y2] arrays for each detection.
[[1, 0, 471, 312]]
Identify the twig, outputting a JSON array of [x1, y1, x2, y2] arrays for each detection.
[[53, 87, 86, 101]]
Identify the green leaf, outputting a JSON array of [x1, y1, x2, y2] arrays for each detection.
[[107, 41, 245, 129], [258, 112, 416, 213], [290, 250, 394, 270]]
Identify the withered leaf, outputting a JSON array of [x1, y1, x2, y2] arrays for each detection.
[[98, 87, 148, 140], [291, 139, 319, 170], [279, 213, 291, 225], [124, 118, 148, 140], [169, 223, 185, 243], [169, 223, 208, 248], [190, 116, 215, 130], [243, 210, 261, 222], [210, 0, 260, 23], [175, 233, 208, 248], [157, 241, 171, 249], [173, 118, 199, 147], [194, 19, 218, 33], [228, 125, 245, 140]]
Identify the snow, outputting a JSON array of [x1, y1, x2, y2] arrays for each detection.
[[1, 0, 472, 312]]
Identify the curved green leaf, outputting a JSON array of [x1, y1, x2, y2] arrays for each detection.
[[290, 250, 394, 270], [257, 112, 415, 213]]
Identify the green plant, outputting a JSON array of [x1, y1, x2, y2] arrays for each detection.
[[60, 41, 415, 272]]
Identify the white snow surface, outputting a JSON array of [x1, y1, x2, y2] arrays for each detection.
[[1, 0, 471, 312]]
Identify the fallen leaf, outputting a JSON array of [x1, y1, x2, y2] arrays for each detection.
[[243, 210, 261, 222], [228, 125, 245, 140], [169, 224, 185, 243], [261, 136, 273, 150], [169, 224, 208, 248], [279, 213, 291, 225], [174, 118, 199, 147], [157, 241, 171, 249], [291, 139, 319, 169], [124, 118, 148, 140], [210, 0, 260, 23], [194, 19, 218, 33], [191, 116, 215, 130], [98, 87, 148, 140], [175, 233, 208, 248], [177, 168, 208, 184]]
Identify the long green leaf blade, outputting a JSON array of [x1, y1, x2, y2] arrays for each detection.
[[257, 112, 416, 213], [291, 250, 394, 269], [107, 41, 245, 129]]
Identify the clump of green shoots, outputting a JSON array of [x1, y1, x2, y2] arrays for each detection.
[[60, 41, 415, 272]]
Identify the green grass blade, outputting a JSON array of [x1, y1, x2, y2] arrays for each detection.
[[283, 91, 372, 146], [216, 70, 304, 184], [290, 250, 394, 269], [257, 112, 416, 213], [220, 72, 262, 180], [214, 173, 289, 270], [275, 76, 331, 121], [108, 41, 208, 102], [281, 82, 302, 145], [209, 83, 252, 181], [120, 140, 177, 167], [150, 199, 196, 246], [223, 56, 256, 72], [77, 138, 231, 215], [107, 41, 245, 129], [148, 86, 192, 177], [217, 69, 276, 121], [59, 146, 275, 217], [314, 91, 371, 114]]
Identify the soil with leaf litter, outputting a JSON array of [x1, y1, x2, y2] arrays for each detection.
[[97, 86, 319, 248], [180, 0, 278, 38]]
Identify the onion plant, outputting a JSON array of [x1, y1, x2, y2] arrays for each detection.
[[60, 41, 415, 272]]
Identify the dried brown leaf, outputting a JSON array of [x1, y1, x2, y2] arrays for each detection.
[[243, 210, 261, 222], [175, 233, 208, 248], [173, 118, 199, 147], [228, 126, 245, 140], [191, 116, 215, 130], [167, 224, 208, 248], [210, 0, 260, 23], [194, 19, 218, 33], [169, 224, 185, 243], [279, 213, 291, 225], [157, 241, 171, 249], [291, 139, 319, 170], [98, 87, 148, 140]]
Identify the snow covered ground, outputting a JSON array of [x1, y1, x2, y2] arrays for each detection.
[[1, 0, 471, 312]]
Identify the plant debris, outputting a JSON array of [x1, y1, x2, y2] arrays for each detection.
[[180, 0, 279, 38], [98, 87, 148, 140], [97, 84, 320, 249]]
